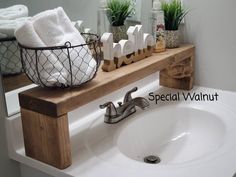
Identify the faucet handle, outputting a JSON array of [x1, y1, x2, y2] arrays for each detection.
[[99, 102, 113, 109], [128, 87, 138, 93], [123, 87, 138, 103], [99, 101, 118, 117]]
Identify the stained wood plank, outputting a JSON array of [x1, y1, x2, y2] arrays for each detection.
[[19, 44, 194, 117], [21, 108, 71, 169], [3, 73, 32, 92], [160, 56, 194, 90]]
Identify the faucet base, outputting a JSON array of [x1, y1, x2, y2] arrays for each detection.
[[104, 108, 136, 124]]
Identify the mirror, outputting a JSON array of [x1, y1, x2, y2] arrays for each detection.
[[0, 0, 152, 116], [0, 37, 36, 116]]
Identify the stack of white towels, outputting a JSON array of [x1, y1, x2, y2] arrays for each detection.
[[0, 5, 29, 75], [0, 5, 29, 38], [15, 7, 97, 87]]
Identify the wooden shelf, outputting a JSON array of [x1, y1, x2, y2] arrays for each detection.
[[3, 73, 32, 92], [19, 44, 195, 169], [19, 44, 194, 118]]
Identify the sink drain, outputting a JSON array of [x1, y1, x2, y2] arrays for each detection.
[[144, 155, 161, 164]]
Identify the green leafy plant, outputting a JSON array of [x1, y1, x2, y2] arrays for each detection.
[[161, 0, 188, 30], [106, 0, 134, 26]]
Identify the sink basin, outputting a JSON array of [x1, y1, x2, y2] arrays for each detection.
[[82, 84, 236, 177], [86, 101, 236, 169], [117, 105, 225, 164], [8, 72, 236, 177]]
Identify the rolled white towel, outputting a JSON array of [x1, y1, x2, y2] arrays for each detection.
[[56, 7, 97, 84], [15, 20, 45, 47], [31, 9, 64, 45], [56, 7, 78, 35], [32, 7, 85, 46], [0, 17, 30, 38], [0, 5, 28, 20], [32, 7, 97, 85], [14, 20, 68, 87]]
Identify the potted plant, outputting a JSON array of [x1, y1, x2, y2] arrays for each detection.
[[106, 0, 134, 42], [161, 0, 188, 48]]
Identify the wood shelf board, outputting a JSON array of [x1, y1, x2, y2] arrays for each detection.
[[19, 44, 194, 117], [3, 73, 33, 92]]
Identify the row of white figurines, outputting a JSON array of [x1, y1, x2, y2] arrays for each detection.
[[73, 21, 155, 72], [102, 25, 154, 60]]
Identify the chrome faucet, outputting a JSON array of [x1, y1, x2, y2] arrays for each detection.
[[99, 87, 150, 124]]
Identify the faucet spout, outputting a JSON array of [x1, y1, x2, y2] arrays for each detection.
[[121, 97, 149, 119], [132, 97, 150, 110]]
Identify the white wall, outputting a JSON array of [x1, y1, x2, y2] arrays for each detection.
[[2, 0, 152, 33], [183, 0, 236, 91], [25, 0, 99, 31]]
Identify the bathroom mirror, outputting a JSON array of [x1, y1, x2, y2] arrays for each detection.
[[0, 68, 36, 116], [0, 37, 37, 116], [0, 0, 152, 116]]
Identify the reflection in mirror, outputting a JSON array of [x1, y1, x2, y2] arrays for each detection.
[[0, 0, 152, 116], [0, 38, 32, 92], [0, 37, 36, 116]]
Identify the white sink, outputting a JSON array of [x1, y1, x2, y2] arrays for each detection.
[[7, 73, 236, 177], [117, 105, 226, 165], [87, 101, 236, 166], [84, 96, 236, 177]]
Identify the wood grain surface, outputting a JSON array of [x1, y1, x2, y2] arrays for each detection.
[[21, 108, 71, 169], [19, 44, 195, 117]]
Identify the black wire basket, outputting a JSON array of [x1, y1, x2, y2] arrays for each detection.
[[18, 33, 102, 88], [0, 37, 22, 75]]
